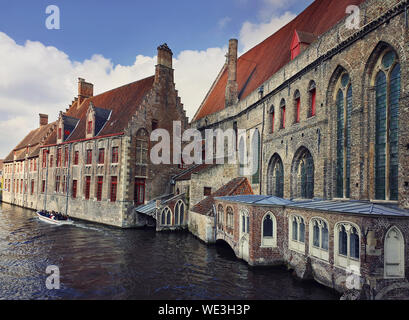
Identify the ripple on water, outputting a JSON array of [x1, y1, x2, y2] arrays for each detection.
[[0, 203, 340, 300]]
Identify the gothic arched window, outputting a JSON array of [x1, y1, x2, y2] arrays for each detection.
[[374, 49, 401, 201], [267, 154, 284, 198], [293, 148, 314, 199], [335, 72, 352, 198]]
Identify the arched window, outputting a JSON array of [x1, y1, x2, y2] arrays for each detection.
[[251, 129, 260, 184], [174, 200, 185, 226], [226, 206, 234, 234], [289, 215, 305, 253], [310, 218, 329, 261], [334, 222, 360, 270], [267, 154, 284, 198], [309, 81, 317, 117], [240, 210, 249, 234], [384, 227, 405, 278], [335, 72, 352, 198], [161, 207, 171, 226], [294, 90, 301, 124], [280, 99, 286, 129], [374, 50, 401, 201], [261, 212, 277, 247], [293, 148, 314, 199], [269, 105, 275, 133], [217, 204, 224, 231], [135, 128, 149, 178]]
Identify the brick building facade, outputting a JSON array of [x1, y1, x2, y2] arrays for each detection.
[[186, 0, 409, 298], [2, 44, 189, 227]]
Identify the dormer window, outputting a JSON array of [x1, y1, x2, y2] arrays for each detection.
[[87, 121, 93, 134], [291, 30, 317, 61], [58, 128, 62, 140]]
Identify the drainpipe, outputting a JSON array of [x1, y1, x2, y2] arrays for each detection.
[[260, 98, 266, 195], [213, 204, 217, 242], [64, 144, 72, 217]]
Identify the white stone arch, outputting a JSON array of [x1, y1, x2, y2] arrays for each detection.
[[334, 221, 361, 271], [239, 208, 250, 235], [309, 217, 330, 261], [288, 213, 306, 254], [384, 226, 405, 279], [161, 206, 172, 226], [261, 211, 277, 248]]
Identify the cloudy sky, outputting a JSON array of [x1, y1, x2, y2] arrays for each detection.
[[0, 0, 312, 158]]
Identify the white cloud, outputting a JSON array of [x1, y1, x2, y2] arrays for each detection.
[[239, 11, 296, 52], [0, 5, 298, 158], [218, 16, 232, 29], [0, 32, 227, 158]]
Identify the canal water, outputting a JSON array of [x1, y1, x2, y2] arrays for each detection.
[[0, 203, 339, 300]]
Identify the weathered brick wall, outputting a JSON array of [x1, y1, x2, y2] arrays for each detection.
[[192, 0, 409, 209], [215, 197, 409, 294]]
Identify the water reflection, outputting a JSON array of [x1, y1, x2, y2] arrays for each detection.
[[0, 203, 339, 300]]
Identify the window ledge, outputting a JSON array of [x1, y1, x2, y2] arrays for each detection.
[[371, 200, 399, 205], [260, 245, 277, 249]]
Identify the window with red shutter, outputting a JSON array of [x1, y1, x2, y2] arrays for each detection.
[[112, 147, 119, 163], [134, 178, 145, 205], [58, 127, 62, 140], [87, 121, 93, 134], [110, 177, 117, 202], [85, 176, 91, 200], [72, 180, 77, 199], [98, 149, 105, 164], [57, 148, 62, 167], [74, 151, 79, 165], [64, 147, 69, 167], [86, 149, 92, 165], [96, 176, 103, 201]]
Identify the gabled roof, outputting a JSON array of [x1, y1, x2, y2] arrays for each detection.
[[174, 163, 215, 181], [191, 177, 254, 216], [4, 121, 57, 162], [193, 0, 366, 122], [44, 76, 155, 145]]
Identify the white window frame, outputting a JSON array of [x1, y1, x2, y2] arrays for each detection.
[[261, 212, 277, 248], [288, 214, 306, 254], [384, 226, 405, 279], [309, 217, 329, 261], [334, 222, 361, 272]]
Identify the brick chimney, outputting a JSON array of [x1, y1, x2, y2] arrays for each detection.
[[78, 78, 94, 105], [155, 43, 174, 84], [225, 39, 238, 107], [39, 114, 48, 127]]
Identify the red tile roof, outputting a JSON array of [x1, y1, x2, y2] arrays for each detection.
[[191, 177, 253, 216], [192, 0, 366, 122], [44, 76, 155, 145], [4, 121, 57, 162]]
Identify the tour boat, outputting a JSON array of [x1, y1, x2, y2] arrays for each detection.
[[36, 211, 74, 225]]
